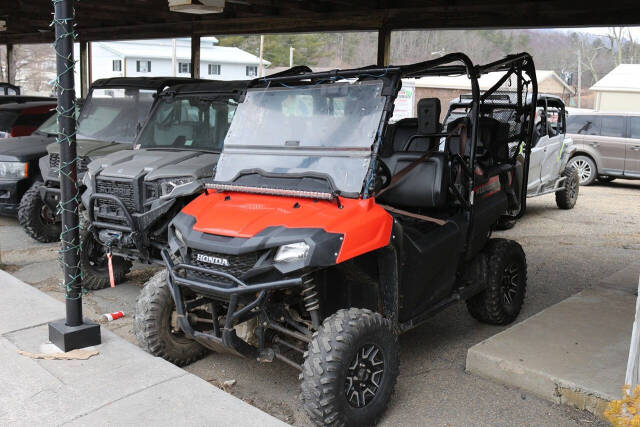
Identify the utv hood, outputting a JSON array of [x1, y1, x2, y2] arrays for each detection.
[[46, 139, 132, 158], [92, 149, 220, 180], [181, 191, 393, 263]]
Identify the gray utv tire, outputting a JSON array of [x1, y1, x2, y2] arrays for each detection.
[[568, 155, 597, 186], [495, 215, 517, 231], [466, 239, 527, 325], [134, 270, 208, 366], [555, 167, 579, 210], [301, 308, 399, 426], [80, 219, 132, 290], [18, 182, 61, 243]]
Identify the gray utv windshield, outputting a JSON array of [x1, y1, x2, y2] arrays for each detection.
[[137, 95, 238, 151], [214, 80, 386, 195], [77, 88, 156, 143]]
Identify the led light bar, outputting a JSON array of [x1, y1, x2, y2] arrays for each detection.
[[206, 183, 334, 200]]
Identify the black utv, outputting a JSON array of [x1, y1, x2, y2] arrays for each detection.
[[134, 54, 538, 425], [18, 77, 195, 243]]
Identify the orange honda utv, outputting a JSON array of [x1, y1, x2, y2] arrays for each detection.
[[134, 53, 538, 425]]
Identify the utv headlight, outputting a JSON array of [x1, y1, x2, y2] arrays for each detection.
[[0, 162, 28, 179], [159, 177, 195, 196], [274, 242, 310, 263]]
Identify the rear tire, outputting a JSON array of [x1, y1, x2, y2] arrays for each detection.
[[18, 182, 60, 243], [301, 308, 399, 426], [134, 270, 208, 366], [80, 221, 132, 290], [555, 166, 579, 210], [568, 155, 597, 186], [467, 239, 527, 325]]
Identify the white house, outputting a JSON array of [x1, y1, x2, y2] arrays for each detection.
[[75, 37, 270, 90], [591, 64, 640, 112]]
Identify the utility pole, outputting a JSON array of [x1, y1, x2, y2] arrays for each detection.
[[289, 46, 295, 67], [577, 49, 582, 108], [259, 35, 264, 77], [172, 39, 177, 77], [49, 0, 101, 352]]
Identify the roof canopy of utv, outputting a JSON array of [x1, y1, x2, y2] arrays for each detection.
[[90, 77, 203, 91]]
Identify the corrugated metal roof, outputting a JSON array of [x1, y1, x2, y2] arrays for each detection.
[[95, 40, 270, 66], [414, 70, 575, 95], [590, 64, 640, 93]]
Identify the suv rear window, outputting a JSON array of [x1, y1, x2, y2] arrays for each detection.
[[566, 115, 600, 135], [600, 115, 626, 137], [630, 117, 640, 139]]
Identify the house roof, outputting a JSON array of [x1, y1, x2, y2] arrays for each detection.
[[590, 64, 640, 93], [96, 40, 270, 67], [413, 70, 575, 95]]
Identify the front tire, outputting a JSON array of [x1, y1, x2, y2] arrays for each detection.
[[301, 308, 399, 426], [467, 239, 527, 325], [568, 155, 597, 186], [495, 215, 517, 230], [18, 182, 60, 243], [80, 223, 132, 290], [555, 166, 579, 210], [134, 270, 208, 366]]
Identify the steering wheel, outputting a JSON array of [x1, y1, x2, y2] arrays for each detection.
[[375, 160, 392, 193]]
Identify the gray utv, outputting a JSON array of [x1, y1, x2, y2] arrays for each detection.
[[79, 80, 249, 289], [79, 67, 311, 289], [18, 77, 192, 243]]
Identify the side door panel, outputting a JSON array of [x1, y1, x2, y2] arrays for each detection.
[[596, 115, 627, 174], [626, 116, 640, 177], [528, 134, 546, 192]]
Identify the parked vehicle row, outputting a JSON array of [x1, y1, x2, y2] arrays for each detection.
[[0, 53, 583, 425]]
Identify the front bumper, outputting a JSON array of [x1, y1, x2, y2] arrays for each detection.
[[87, 192, 176, 261], [161, 249, 304, 357], [0, 178, 30, 215]]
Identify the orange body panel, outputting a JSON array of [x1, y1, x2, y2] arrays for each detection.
[[182, 192, 394, 264]]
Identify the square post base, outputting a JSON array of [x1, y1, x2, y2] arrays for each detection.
[[48, 318, 101, 352]]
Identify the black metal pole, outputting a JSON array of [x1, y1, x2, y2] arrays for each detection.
[[49, 0, 100, 351], [54, 0, 82, 326]]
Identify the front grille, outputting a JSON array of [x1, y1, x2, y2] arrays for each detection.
[[189, 250, 259, 285], [49, 153, 89, 173], [95, 178, 136, 212]]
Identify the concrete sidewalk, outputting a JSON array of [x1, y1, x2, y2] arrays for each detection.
[[466, 263, 640, 417], [0, 269, 287, 426]]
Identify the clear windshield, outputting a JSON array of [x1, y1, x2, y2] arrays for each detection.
[[215, 81, 386, 195], [77, 88, 156, 143], [137, 95, 237, 151]]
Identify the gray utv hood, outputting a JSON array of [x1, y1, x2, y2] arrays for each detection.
[[91, 149, 220, 181]]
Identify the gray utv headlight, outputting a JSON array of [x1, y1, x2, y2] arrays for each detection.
[[274, 242, 310, 263], [159, 177, 195, 196]]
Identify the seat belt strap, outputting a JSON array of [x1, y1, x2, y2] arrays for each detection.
[[378, 204, 447, 226]]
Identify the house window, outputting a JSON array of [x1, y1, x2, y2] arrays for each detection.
[[136, 60, 151, 73], [112, 60, 122, 72], [246, 66, 258, 77], [208, 64, 221, 76], [179, 62, 191, 74]]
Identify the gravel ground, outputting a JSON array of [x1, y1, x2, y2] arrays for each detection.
[[2, 178, 638, 426]]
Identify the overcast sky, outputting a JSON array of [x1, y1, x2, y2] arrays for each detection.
[[557, 26, 640, 39]]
